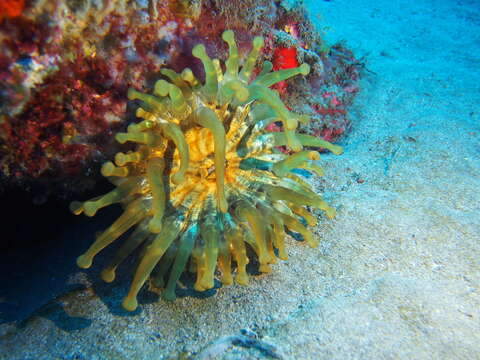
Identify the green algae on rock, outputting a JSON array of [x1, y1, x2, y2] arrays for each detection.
[[71, 30, 342, 311]]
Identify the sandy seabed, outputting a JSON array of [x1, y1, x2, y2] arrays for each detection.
[[1, 0, 479, 359]]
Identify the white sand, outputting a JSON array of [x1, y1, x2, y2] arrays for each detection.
[[1, 0, 479, 359]]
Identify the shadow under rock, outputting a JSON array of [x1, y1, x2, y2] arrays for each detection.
[[18, 301, 92, 332], [0, 185, 118, 325]]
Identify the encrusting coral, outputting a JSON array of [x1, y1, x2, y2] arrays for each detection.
[[71, 30, 343, 311]]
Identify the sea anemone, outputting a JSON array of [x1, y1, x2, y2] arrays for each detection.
[[71, 30, 342, 311]]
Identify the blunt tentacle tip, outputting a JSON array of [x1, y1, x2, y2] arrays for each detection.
[[122, 297, 138, 312], [101, 268, 116, 283], [77, 255, 92, 269]]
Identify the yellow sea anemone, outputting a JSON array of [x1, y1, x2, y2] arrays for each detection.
[[71, 30, 342, 311]]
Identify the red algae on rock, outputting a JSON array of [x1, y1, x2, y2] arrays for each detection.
[[0, 0, 197, 189], [272, 46, 299, 95], [0, 0, 25, 22]]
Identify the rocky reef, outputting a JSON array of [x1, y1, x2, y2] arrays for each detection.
[[0, 0, 360, 197]]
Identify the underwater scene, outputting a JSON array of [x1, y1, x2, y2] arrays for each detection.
[[0, 0, 478, 358]]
